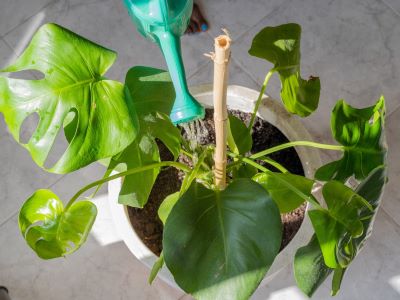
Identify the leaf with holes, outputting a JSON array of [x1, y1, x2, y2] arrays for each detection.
[[315, 97, 386, 182], [0, 23, 138, 173], [163, 179, 282, 300], [19, 189, 97, 259], [249, 23, 320, 117]]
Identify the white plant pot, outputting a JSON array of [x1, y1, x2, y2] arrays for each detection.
[[109, 85, 322, 291]]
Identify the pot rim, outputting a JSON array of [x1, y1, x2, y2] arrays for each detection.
[[108, 84, 322, 290]]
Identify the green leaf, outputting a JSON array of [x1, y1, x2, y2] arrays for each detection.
[[0, 23, 138, 173], [19, 189, 96, 259], [106, 66, 181, 208], [294, 235, 333, 297], [163, 179, 282, 300], [232, 163, 258, 179], [253, 172, 314, 213], [158, 192, 180, 224], [249, 23, 320, 117], [331, 267, 346, 296], [315, 97, 386, 182], [125, 66, 175, 115], [308, 209, 344, 269], [309, 179, 376, 269], [149, 252, 164, 284], [227, 115, 252, 154], [108, 132, 160, 208], [323, 181, 371, 237]]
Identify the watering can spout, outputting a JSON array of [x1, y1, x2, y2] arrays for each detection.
[[122, 0, 205, 124], [156, 30, 205, 124]]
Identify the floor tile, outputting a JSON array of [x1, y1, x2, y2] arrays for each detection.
[[3, 0, 213, 83], [0, 135, 64, 226], [0, 207, 183, 300], [198, 0, 290, 40], [381, 106, 400, 225], [188, 58, 259, 91], [252, 209, 400, 300], [231, 0, 400, 139], [0, 0, 52, 37], [381, 0, 400, 17]]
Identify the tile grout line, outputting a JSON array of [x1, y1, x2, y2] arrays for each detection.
[[379, 0, 400, 18], [380, 207, 400, 232], [1, 0, 57, 38]]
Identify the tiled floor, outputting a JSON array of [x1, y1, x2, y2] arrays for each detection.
[[0, 0, 399, 299]]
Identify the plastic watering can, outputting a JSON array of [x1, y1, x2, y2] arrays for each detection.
[[122, 0, 205, 124]]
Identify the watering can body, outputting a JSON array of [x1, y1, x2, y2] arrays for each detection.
[[122, 0, 205, 124]]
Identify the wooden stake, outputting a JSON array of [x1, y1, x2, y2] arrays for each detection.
[[212, 33, 231, 189]]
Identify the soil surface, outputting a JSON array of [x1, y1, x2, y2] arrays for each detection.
[[128, 109, 306, 256]]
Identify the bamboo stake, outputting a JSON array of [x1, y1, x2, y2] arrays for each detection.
[[211, 32, 231, 189]]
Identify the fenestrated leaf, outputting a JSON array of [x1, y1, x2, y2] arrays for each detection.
[[294, 235, 333, 297], [253, 172, 314, 213], [227, 115, 252, 154], [163, 179, 282, 300], [249, 23, 320, 117], [106, 67, 181, 208], [125, 66, 175, 115], [0, 23, 138, 173], [19, 189, 96, 259], [315, 97, 386, 182]]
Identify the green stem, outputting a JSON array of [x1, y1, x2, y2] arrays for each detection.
[[258, 157, 288, 173], [65, 161, 190, 210], [227, 152, 321, 209], [251, 141, 345, 159], [248, 71, 274, 130]]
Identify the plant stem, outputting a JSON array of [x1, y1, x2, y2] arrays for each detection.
[[248, 70, 274, 130], [227, 152, 321, 209], [250, 141, 345, 159], [258, 157, 289, 173], [65, 161, 190, 210]]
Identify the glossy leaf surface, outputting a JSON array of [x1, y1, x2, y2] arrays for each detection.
[[249, 23, 320, 117], [107, 67, 181, 207], [315, 97, 386, 182], [163, 179, 282, 300], [0, 23, 138, 173], [253, 172, 314, 213], [294, 235, 333, 297], [19, 189, 96, 259], [227, 115, 252, 154]]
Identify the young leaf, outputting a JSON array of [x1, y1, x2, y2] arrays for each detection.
[[315, 97, 386, 182], [108, 132, 160, 208], [0, 23, 138, 173], [19, 189, 96, 259], [227, 115, 252, 154], [253, 172, 314, 213], [149, 252, 165, 284], [158, 192, 180, 224], [249, 23, 320, 117], [163, 179, 282, 300], [294, 235, 333, 297], [106, 66, 181, 208]]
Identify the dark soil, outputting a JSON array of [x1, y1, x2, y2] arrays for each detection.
[[128, 109, 306, 256]]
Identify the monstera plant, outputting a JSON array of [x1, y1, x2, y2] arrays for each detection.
[[0, 22, 387, 300]]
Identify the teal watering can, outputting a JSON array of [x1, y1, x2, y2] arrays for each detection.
[[122, 0, 205, 124]]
